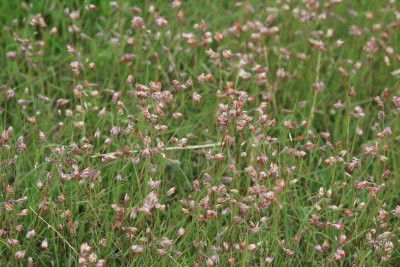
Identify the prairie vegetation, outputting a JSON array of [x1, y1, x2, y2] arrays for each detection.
[[1, 0, 400, 266]]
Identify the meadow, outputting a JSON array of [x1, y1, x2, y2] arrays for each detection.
[[1, 0, 400, 266]]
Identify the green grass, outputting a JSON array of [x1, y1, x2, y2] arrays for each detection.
[[1, 0, 400, 266]]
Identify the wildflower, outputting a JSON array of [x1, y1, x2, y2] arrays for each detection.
[[18, 209, 29, 217], [206, 258, 214, 266], [15, 250, 26, 259], [154, 15, 168, 28], [207, 210, 217, 219], [192, 92, 201, 103], [6, 51, 17, 60], [348, 87, 357, 96], [265, 256, 274, 264], [131, 16, 145, 29], [49, 27, 58, 35], [85, 4, 96, 11], [177, 228, 186, 237], [340, 235, 347, 245], [313, 81, 325, 92], [392, 96, 400, 108], [69, 10, 80, 20], [347, 158, 360, 173], [214, 153, 224, 161], [391, 205, 400, 218], [8, 239, 20, 247], [333, 101, 345, 109], [26, 230, 36, 239], [167, 187, 177, 196], [197, 73, 213, 82], [88, 253, 98, 263], [248, 244, 258, 252], [57, 98, 70, 106], [38, 131, 47, 141], [131, 245, 145, 254], [110, 126, 120, 136], [41, 239, 49, 250], [159, 237, 173, 248], [70, 61, 82, 75], [15, 136, 27, 153], [239, 69, 251, 80], [333, 248, 346, 261], [326, 222, 345, 230]]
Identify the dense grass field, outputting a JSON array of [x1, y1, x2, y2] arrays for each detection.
[[1, 0, 400, 266]]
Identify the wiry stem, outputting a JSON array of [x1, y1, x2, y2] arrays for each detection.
[[91, 142, 224, 158], [29, 207, 78, 255]]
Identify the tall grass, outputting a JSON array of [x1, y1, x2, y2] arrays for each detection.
[[1, 0, 400, 266]]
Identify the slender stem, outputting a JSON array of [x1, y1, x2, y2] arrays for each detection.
[[29, 206, 78, 255], [92, 142, 224, 158]]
